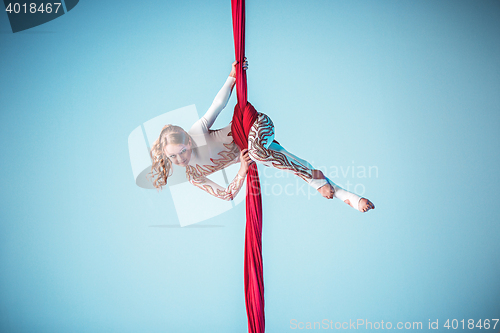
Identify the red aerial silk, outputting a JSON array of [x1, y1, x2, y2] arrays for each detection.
[[230, 0, 265, 332]]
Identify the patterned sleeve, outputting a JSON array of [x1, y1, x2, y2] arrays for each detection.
[[189, 173, 245, 201], [189, 76, 236, 135]]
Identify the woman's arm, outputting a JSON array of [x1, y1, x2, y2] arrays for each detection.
[[191, 60, 248, 133], [200, 76, 235, 130], [190, 173, 245, 201], [188, 148, 254, 201]]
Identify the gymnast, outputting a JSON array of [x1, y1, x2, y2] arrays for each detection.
[[149, 60, 375, 212]]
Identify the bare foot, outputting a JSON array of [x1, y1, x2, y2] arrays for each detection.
[[314, 170, 334, 199], [345, 198, 375, 212], [317, 183, 334, 199]]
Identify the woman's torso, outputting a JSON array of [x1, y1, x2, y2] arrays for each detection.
[[185, 124, 240, 180]]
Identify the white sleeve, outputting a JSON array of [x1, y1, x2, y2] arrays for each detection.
[[331, 184, 362, 212], [190, 76, 236, 134]]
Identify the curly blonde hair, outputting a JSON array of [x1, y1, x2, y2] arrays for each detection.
[[148, 124, 195, 190]]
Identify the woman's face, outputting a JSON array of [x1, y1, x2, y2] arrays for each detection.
[[164, 141, 193, 167]]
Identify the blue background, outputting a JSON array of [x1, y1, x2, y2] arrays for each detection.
[[1, 0, 499, 332]]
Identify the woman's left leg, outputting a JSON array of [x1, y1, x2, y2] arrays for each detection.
[[247, 113, 373, 212], [247, 113, 325, 188]]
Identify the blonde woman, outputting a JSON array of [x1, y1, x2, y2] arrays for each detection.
[[149, 60, 375, 212]]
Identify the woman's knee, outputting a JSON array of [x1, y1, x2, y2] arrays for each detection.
[[247, 141, 260, 159]]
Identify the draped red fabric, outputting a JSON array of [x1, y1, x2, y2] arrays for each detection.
[[230, 1, 265, 332]]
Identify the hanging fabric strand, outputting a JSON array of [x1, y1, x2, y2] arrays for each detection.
[[230, 1, 265, 333]]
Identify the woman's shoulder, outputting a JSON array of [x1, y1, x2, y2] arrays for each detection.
[[188, 118, 207, 136], [207, 123, 233, 143], [188, 119, 232, 145]]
